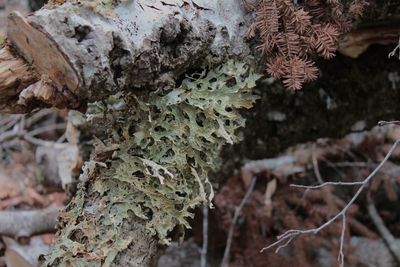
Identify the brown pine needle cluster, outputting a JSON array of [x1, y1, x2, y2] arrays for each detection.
[[246, 0, 368, 90]]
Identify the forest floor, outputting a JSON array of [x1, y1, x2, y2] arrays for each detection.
[[1, 109, 400, 267]]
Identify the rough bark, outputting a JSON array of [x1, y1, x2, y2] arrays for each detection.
[[44, 180, 159, 267], [1, 0, 251, 112]]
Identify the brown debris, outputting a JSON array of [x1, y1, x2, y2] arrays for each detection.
[[215, 125, 400, 267], [246, 0, 368, 90]]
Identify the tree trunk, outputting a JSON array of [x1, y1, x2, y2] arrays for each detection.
[[1, 0, 251, 113], [0, 1, 399, 267], [0, 2, 253, 266]]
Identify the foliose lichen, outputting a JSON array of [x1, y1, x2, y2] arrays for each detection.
[[44, 61, 260, 266]]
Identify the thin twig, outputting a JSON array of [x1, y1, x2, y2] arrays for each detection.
[[261, 139, 400, 266], [333, 161, 376, 168], [0, 115, 21, 134], [27, 123, 66, 137], [312, 146, 324, 184], [0, 129, 21, 144], [338, 214, 346, 267], [290, 181, 364, 189], [56, 133, 67, 143], [0, 128, 68, 149], [25, 109, 54, 127], [200, 205, 209, 267], [221, 176, 257, 267], [0, 122, 66, 146], [388, 37, 400, 60], [23, 134, 68, 149], [378, 120, 400, 126], [367, 199, 400, 264]]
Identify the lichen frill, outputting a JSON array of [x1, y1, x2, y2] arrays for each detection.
[[44, 61, 260, 266]]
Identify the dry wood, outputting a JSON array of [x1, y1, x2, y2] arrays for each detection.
[[368, 200, 400, 265], [339, 23, 400, 58], [0, 207, 59, 242], [0, 46, 37, 112], [8, 12, 80, 94]]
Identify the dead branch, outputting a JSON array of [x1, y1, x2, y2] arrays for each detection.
[[338, 214, 346, 267], [200, 205, 208, 267], [367, 199, 400, 264], [312, 145, 324, 184], [388, 37, 400, 60], [261, 139, 400, 267], [241, 155, 305, 184], [0, 47, 60, 112], [0, 1, 250, 113], [0, 207, 60, 243], [0, 46, 37, 107], [339, 24, 400, 58], [290, 181, 364, 189], [378, 120, 400, 126], [221, 176, 257, 267]]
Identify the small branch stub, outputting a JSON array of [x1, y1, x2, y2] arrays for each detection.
[[7, 11, 80, 94], [0, 46, 38, 112]]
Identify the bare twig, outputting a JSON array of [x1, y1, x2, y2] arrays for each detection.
[[378, 120, 400, 126], [312, 146, 324, 184], [367, 199, 400, 264], [338, 214, 346, 267], [27, 123, 66, 137], [261, 139, 400, 267], [388, 37, 400, 60], [25, 109, 54, 127], [0, 119, 66, 146], [0, 207, 60, 243], [333, 161, 376, 168], [0, 115, 22, 134], [221, 176, 257, 267], [0, 130, 21, 144], [290, 181, 364, 189], [319, 157, 347, 178], [200, 205, 209, 267], [23, 134, 68, 149]]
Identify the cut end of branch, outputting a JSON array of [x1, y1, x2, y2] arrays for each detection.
[[0, 45, 38, 112], [0, 11, 85, 113], [7, 11, 80, 94], [0, 45, 81, 113]]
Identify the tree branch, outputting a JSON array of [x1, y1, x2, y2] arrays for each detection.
[[0, 207, 60, 243], [261, 139, 400, 267], [367, 199, 400, 264], [221, 176, 257, 267]]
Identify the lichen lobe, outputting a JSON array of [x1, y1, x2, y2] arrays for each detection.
[[43, 61, 260, 267]]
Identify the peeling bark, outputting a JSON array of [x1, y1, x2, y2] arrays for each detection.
[[0, 46, 38, 112]]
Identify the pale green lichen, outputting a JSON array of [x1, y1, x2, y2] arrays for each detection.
[[44, 61, 260, 266]]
